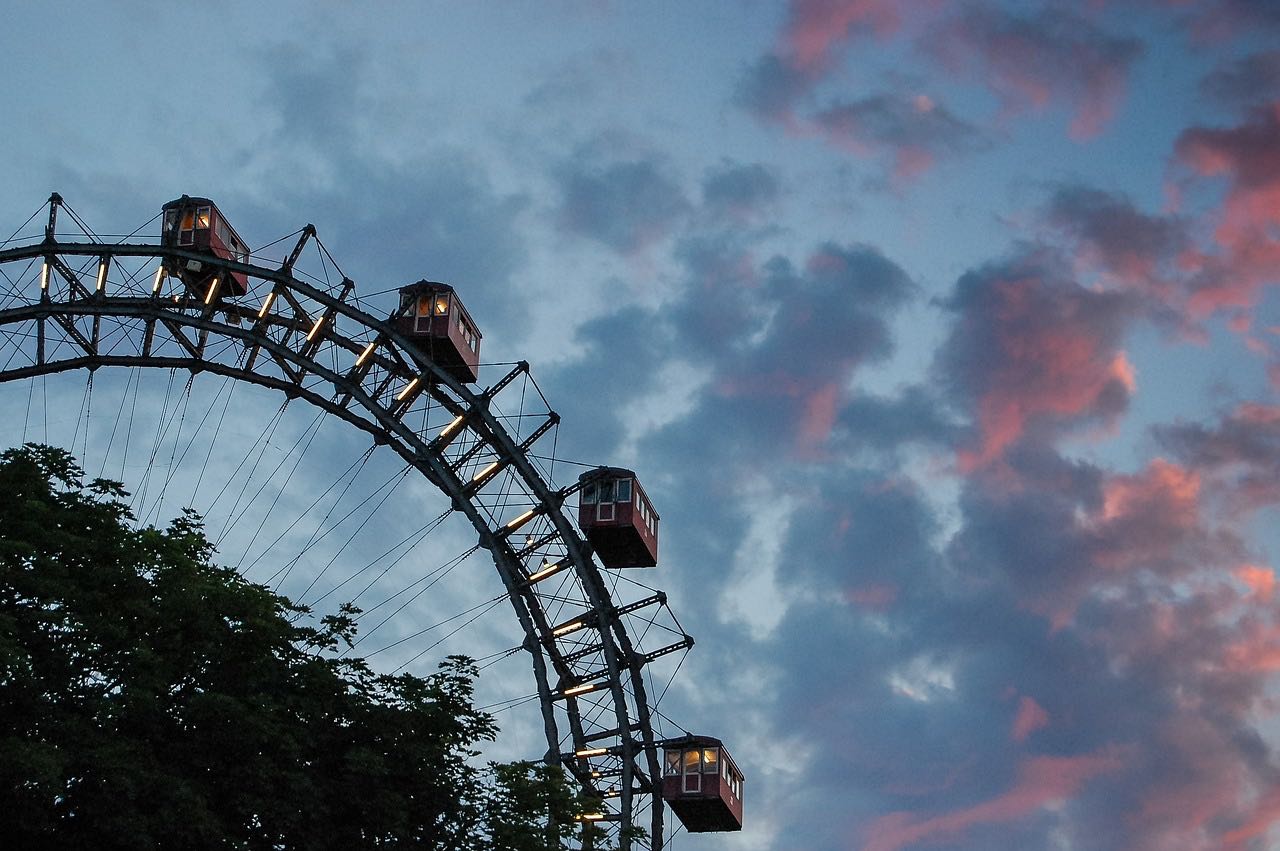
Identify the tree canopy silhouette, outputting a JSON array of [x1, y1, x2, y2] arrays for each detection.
[[0, 444, 602, 850]]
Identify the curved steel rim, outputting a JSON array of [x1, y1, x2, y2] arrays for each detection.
[[0, 222, 691, 849]]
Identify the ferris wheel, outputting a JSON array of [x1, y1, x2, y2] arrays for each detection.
[[0, 194, 743, 849]]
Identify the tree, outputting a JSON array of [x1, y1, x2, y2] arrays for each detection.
[[0, 444, 605, 850]]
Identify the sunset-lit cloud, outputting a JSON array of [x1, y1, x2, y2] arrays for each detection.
[[862, 749, 1125, 851], [1156, 402, 1280, 512], [937, 253, 1139, 469], [1010, 695, 1049, 742], [783, 0, 904, 73], [1041, 185, 1190, 300], [1176, 105, 1280, 315], [929, 6, 1142, 139], [812, 93, 985, 181]]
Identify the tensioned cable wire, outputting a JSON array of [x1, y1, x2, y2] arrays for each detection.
[[141, 375, 199, 527], [526, 452, 600, 470], [187, 377, 238, 508], [476, 646, 523, 671], [287, 458, 417, 604], [313, 235, 348, 285], [69, 374, 94, 466], [204, 401, 290, 540], [225, 408, 327, 562], [247, 226, 308, 258], [131, 368, 179, 514], [117, 364, 144, 484], [480, 692, 542, 715], [56, 200, 102, 242], [648, 702, 692, 739], [97, 368, 138, 481], [0, 255, 37, 302], [305, 507, 453, 610], [22, 372, 35, 445], [652, 649, 691, 713], [0, 202, 44, 247], [0, 317, 32, 356], [354, 543, 482, 625], [256, 444, 377, 586], [108, 211, 162, 245], [144, 374, 235, 515], [347, 546, 486, 653], [382, 593, 510, 671]]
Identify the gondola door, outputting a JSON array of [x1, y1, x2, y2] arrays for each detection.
[[597, 479, 615, 522], [683, 749, 702, 794], [178, 208, 195, 246]]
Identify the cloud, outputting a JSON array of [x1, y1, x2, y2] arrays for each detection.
[[1155, 402, 1280, 512], [862, 748, 1125, 851], [930, 7, 1142, 139], [734, 53, 817, 127], [1040, 185, 1190, 300], [812, 92, 986, 181], [1175, 105, 1280, 315], [1200, 51, 1280, 113], [1162, 0, 1280, 41], [782, 0, 904, 74], [935, 251, 1140, 470], [832, 385, 960, 454], [707, 243, 916, 456], [1010, 695, 1050, 742], [733, 0, 909, 125], [1235, 564, 1276, 601], [733, 0, 973, 177], [928, 435, 1280, 849], [553, 151, 690, 254], [699, 160, 781, 224]]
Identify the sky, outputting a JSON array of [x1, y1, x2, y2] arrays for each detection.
[[3, 0, 1280, 849]]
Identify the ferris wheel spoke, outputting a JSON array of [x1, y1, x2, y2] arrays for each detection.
[[353, 544, 484, 631], [262, 445, 376, 589], [225, 408, 327, 566], [308, 506, 452, 610], [293, 463, 416, 606]]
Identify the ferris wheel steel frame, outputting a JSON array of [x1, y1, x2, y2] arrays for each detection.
[[0, 195, 695, 850]]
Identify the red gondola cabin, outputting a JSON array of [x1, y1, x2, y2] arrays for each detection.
[[160, 196, 250, 297], [393, 281, 482, 384], [662, 736, 744, 832], [577, 467, 659, 568]]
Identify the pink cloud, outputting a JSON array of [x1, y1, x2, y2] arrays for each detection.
[[996, 457, 1215, 631], [798, 382, 842, 453], [1224, 620, 1280, 673], [862, 749, 1124, 851], [783, 0, 903, 73], [1040, 186, 1189, 301], [811, 92, 984, 185], [1010, 696, 1050, 742], [847, 582, 899, 610], [713, 372, 848, 458], [737, 1, 972, 179], [1124, 714, 1263, 850], [1235, 564, 1275, 601], [1222, 785, 1280, 851], [950, 273, 1137, 470], [932, 7, 1141, 140], [1175, 104, 1280, 315], [1088, 459, 1201, 570], [1156, 402, 1280, 512]]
